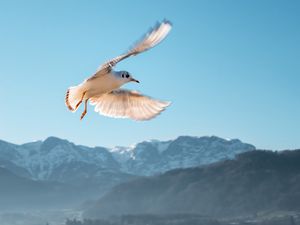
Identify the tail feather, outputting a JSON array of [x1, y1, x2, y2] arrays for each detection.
[[65, 85, 84, 112]]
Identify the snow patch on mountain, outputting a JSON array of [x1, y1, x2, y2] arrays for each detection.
[[0, 135, 256, 182]]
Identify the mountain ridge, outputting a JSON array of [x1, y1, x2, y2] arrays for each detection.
[[85, 149, 300, 218], [0, 135, 256, 204], [0, 135, 255, 180]]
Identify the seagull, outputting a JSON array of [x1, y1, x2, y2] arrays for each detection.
[[65, 20, 172, 121]]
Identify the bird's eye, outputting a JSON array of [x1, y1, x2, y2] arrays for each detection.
[[126, 74, 129, 78], [122, 74, 124, 78]]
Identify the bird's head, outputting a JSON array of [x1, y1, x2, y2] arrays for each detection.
[[117, 71, 140, 84]]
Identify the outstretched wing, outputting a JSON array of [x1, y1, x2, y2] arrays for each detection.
[[88, 20, 172, 80], [89, 89, 171, 121]]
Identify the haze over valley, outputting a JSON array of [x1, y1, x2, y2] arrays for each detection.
[[1, 136, 300, 224]]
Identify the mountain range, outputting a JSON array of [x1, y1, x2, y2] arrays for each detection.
[[85, 149, 300, 219], [0, 135, 255, 181], [0, 135, 255, 209], [1, 135, 300, 221]]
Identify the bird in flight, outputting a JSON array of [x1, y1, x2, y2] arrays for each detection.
[[65, 20, 172, 121]]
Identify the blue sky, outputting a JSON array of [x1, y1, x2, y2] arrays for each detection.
[[0, 0, 299, 150]]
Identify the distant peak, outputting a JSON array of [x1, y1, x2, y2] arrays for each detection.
[[44, 136, 67, 143], [41, 136, 70, 152]]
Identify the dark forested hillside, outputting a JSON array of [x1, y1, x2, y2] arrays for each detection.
[[85, 149, 300, 218]]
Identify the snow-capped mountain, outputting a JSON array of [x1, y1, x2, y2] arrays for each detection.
[[122, 136, 255, 175], [0, 136, 255, 183], [0, 137, 134, 196]]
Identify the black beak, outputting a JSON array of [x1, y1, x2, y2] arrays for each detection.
[[131, 78, 140, 83]]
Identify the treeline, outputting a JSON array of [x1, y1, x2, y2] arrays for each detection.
[[66, 218, 114, 225], [65, 214, 299, 225]]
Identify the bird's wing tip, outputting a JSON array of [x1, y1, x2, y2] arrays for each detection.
[[162, 19, 173, 27], [163, 100, 172, 107]]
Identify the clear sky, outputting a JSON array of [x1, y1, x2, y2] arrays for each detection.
[[0, 0, 299, 150]]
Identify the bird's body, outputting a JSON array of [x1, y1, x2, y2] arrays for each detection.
[[84, 72, 123, 99], [65, 20, 172, 120]]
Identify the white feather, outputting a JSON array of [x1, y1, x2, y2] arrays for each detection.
[[90, 89, 171, 121]]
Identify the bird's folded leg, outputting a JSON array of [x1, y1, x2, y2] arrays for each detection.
[[80, 99, 88, 120], [75, 91, 86, 111]]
